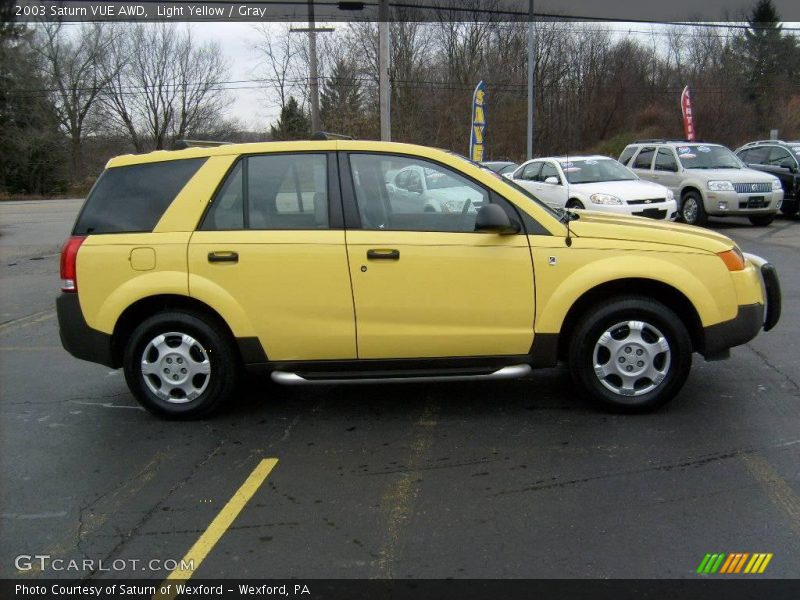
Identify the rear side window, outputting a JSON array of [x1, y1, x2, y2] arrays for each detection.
[[633, 147, 655, 169], [74, 158, 206, 235], [202, 153, 329, 231], [619, 146, 636, 166], [743, 146, 769, 164]]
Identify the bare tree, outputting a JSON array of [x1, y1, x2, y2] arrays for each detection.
[[101, 24, 230, 151], [34, 22, 116, 180], [252, 23, 299, 113]]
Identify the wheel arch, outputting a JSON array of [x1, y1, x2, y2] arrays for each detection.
[[556, 278, 704, 360], [680, 185, 704, 201], [111, 294, 244, 368]]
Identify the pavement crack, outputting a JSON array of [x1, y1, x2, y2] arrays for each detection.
[[80, 442, 225, 579], [744, 343, 800, 394], [493, 437, 800, 498]]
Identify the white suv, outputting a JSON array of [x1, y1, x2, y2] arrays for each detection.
[[506, 155, 677, 220], [619, 140, 783, 227]]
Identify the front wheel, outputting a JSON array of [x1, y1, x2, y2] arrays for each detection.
[[749, 214, 775, 227], [568, 297, 692, 413], [123, 311, 240, 419], [680, 192, 707, 226]]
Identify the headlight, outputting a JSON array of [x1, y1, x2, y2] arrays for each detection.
[[666, 189, 674, 201], [708, 181, 734, 191], [589, 193, 623, 205], [772, 179, 783, 191]]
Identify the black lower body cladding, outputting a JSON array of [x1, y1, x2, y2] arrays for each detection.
[[56, 293, 117, 368]]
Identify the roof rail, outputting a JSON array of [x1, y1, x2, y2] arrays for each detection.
[[631, 139, 705, 144], [310, 131, 354, 141], [739, 139, 785, 146], [172, 139, 232, 150]]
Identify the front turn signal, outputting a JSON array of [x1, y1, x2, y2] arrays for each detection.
[[717, 248, 745, 271]]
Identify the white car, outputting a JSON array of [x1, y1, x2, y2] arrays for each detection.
[[387, 164, 484, 213], [506, 155, 678, 220]]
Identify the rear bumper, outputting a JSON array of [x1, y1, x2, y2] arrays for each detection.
[[56, 293, 117, 368], [701, 262, 781, 357]]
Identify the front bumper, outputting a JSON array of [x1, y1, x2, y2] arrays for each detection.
[[701, 260, 781, 357], [706, 189, 783, 215], [587, 199, 678, 220], [56, 293, 117, 368]]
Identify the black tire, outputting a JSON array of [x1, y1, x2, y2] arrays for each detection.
[[679, 191, 707, 226], [780, 201, 798, 217], [748, 214, 775, 227], [566, 199, 585, 209], [123, 311, 240, 419], [568, 296, 692, 413]]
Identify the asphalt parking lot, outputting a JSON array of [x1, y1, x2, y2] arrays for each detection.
[[1, 198, 799, 581]]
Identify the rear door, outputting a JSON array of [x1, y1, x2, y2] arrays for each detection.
[[188, 152, 356, 361], [341, 152, 535, 359], [651, 147, 682, 194], [630, 147, 657, 182]]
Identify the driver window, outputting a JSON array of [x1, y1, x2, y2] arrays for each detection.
[[350, 154, 490, 232], [539, 163, 560, 183], [654, 149, 678, 172], [521, 162, 540, 180]]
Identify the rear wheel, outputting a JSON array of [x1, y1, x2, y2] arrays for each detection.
[[568, 297, 692, 413], [566, 199, 585, 209], [680, 191, 707, 226], [123, 311, 240, 419], [749, 214, 775, 226]]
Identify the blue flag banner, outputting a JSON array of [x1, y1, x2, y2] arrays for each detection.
[[469, 81, 486, 162]]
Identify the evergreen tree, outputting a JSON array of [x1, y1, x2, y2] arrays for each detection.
[[733, 0, 799, 132], [320, 59, 363, 135], [269, 96, 310, 140]]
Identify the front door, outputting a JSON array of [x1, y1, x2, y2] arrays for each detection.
[[341, 152, 535, 359]]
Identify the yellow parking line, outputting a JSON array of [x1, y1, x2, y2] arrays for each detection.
[[155, 458, 277, 598]]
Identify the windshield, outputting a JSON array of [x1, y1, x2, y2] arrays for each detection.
[[677, 145, 741, 169], [559, 159, 637, 184], [446, 151, 562, 220], [423, 168, 463, 190]]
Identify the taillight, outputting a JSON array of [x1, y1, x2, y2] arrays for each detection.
[[60, 235, 86, 292]]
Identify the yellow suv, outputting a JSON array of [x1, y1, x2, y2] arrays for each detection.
[[57, 139, 781, 418]]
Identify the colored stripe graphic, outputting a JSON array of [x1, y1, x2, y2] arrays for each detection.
[[696, 554, 712, 574], [759, 553, 773, 573], [719, 554, 735, 573], [700, 552, 773, 575]]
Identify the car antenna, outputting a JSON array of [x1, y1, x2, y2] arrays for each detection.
[[564, 153, 573, 247]]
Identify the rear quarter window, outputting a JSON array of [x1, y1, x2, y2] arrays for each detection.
[[74, 158, 206, 235]]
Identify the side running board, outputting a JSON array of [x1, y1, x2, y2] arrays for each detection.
[[270, 364, 531, 386]]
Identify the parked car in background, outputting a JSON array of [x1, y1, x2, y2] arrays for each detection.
[[735, 140, 800, 217], [620, 140, 783, 227], [387, 163, 484, 214], [506, 156, 677, 220], [480, 161, 519, 176]]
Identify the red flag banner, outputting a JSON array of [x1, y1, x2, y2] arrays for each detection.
[[681, 85, 696, 141]]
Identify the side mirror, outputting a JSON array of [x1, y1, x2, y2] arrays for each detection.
[[544, 176, 560, 185], [780, 158, 796, 171], [475, 204, 519, 234]]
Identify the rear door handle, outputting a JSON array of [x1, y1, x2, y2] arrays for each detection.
[[208, 251, 239, 263], [367, 249, 400, 260]]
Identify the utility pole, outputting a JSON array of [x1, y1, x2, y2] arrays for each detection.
[[527, 0, 536, 160], [291, 1, 334, 132], [379, 0, 391, 141]]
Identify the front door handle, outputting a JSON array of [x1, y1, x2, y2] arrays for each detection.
[[367, 249, 400, 260], [208, 251, 239, 263]]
